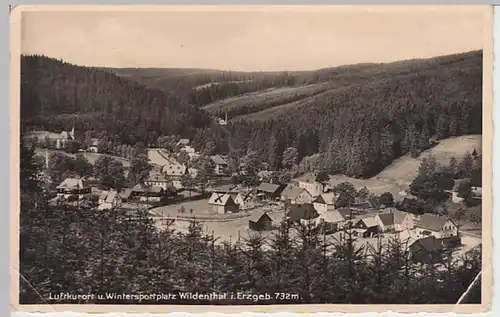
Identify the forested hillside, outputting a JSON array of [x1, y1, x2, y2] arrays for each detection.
[[21, 55, 213, 145], [191, 51, 482, 178], [21, 51, 482, 179]]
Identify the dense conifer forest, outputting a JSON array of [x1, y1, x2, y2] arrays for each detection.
[[19, 142, 481, 304], [21, 55, 213, 145], [21, 50, 482, 179]]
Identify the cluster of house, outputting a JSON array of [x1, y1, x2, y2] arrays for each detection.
[[205, 178, 344, 216], [50, 173, 178, 211], [204, 177, 462, 264], [250, 200, 460, 263]]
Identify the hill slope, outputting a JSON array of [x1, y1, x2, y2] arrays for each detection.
[[21, 55, 213, 145], [374, 135, 482, 187], [194, 50, 482, 178]]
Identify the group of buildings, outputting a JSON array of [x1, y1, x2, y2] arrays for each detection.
[[203, 176, 463, 264]]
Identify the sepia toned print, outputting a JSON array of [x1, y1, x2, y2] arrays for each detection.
[[10, 5, 492, 313]]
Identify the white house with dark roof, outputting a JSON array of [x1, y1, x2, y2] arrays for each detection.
[[414, 214, 459, 239], [234, 191, 255, 211], [56, 177, 91, 199], [248, 210, 273, 231], [98, 190, 122, 210], [375, 208, 415, 232], [208, 193, 239, 214], [210, 155, 229, 175]]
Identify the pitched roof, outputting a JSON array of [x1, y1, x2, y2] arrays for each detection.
[[236, 191, 253, 202], [359, 216, 379, 228], [208, 193, 235, 206], [257, 182, 281, 193], [163, 163, 187, 176], [210, 155, 228, 165], [398, 229, 417, 245], [249, 210, 272, 223], [314, 193, 338, 205], [281, 185, 307, 200], [415, 214, 452, 232], [287, 203, 319, 221], [56, 178, 89, 190], [377, 213, 395, 226], [376, 208, 410, 225], [411, 236, 442, 253], [319, 210, 345, 223]]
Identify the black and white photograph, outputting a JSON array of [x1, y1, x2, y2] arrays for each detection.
[[12, 5, 492, 313]]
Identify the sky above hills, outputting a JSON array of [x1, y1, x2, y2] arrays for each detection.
[[20, 6, 487, 71]]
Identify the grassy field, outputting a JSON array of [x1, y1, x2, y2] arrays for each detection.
[[295, 135, 482, 200], [375, 135, 482, 188], [203, 84, 329, 115]]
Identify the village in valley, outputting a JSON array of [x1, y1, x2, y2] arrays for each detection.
[[18, 8, 486, 304], [25, 125, 483, 265]]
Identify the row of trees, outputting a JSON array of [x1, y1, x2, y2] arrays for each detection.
[[409, 152, 481, 207], [38, 145, 152, 192]]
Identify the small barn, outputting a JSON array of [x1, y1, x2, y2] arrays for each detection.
[[354, 216, 381, 238], [256, 183, 284, 201], [98, 189, 122, 210], [409, 236, 443, 264], [318, 208, 346, 233], [208, 193, 239, 214], [248, 211, 273, 231]]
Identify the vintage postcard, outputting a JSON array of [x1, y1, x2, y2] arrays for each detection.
[[10, 4, 493, 314]]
